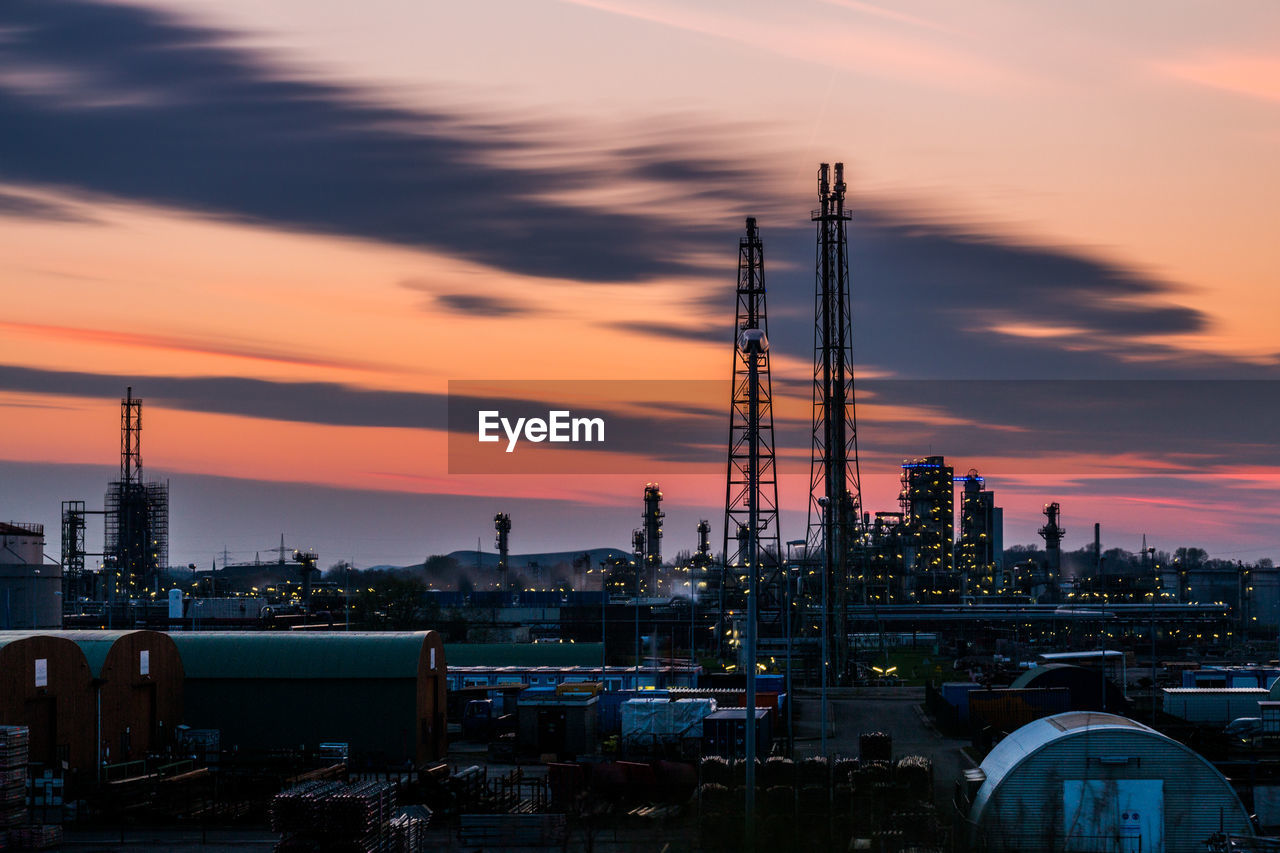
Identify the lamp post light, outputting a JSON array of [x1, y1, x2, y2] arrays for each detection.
[[818, 496, 830, 757]]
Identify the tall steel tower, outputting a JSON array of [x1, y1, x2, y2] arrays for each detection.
[[104, 387, 168, 597], [723, 217, 783, 630], [1039, 502, 1065, 581], [631, 528, 647, 595], [643, 483, 664, 592], [806, 163, 863, 685], [494, 512, 511, 591]]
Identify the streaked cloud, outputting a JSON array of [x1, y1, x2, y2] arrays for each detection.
[[1157, 53, 1280, 104], [0, 321, 387, 372], [0, 188, 95, 223], [0, 0, 771, 283]]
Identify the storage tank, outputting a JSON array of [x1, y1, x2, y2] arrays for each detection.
[[0, 523, 62, 629], [0, 523, 43, 564]]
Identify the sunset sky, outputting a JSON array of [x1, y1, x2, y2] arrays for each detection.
[[1, 0, 1278, 568]]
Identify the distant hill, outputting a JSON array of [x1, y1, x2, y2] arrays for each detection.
[[444, 547, 630, 569]]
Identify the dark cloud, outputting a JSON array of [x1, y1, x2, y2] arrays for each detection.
[[398, 279, 537, 318], [0, 364, 724, 465], [0, 0, 762, 283], [856, 379, 1280, 469], [608, 319, 724, 343], [0, 364, 447, 430], [434, 292, 531, 318], [738, 214, 1280, 381], [0, 189, 93, 222], [1, 2, 1274, 387]]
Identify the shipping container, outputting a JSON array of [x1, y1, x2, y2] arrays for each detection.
[[968, 687, 1071, 733], [702, 708, 770, 760], [941, 681, 982, 723], [1161, 688, 1267, 725]]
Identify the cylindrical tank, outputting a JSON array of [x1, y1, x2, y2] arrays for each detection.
[[0, 524, 44, 565]]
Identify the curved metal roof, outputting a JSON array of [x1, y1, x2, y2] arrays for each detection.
[[970, 712, 1208, 826], [0, 631, 83, 652], [168, 631, 438, 679], [0, 631, 180, 678], [1009, 663, 1073, 689]]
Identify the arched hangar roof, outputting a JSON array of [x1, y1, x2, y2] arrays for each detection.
[[970, 711, 1235, 827], [168, 631, 442, 679]]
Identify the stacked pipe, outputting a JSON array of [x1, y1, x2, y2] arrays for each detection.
[[696, 757, 739, 852], [796, 756, 831, 850], [270, 780, 397, 853], [389, 812, 429, 852], [859, 731, 892, 762], [894, 755, 933, 802]]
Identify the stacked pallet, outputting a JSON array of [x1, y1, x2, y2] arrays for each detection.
[[271, 780, 397, 853], [9, 825, 61, 851], [0, 728, 28, 832]]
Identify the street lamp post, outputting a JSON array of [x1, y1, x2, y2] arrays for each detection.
[[819, 496, 830, 757], [1149, 547, 1157, 725], [785, 539, 805, 757], [740, 326, 767, 851]]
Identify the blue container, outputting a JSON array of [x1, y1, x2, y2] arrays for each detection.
[[596, 689, 669, 735], [941, 681, 982, 723], [757, 674, 784, 694]]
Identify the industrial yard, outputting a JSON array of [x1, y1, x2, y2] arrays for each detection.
[[0, 20, 1274, 846], [0, 168, 1277, 851]]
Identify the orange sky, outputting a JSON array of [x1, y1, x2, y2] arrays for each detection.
[[0, 0, 1277, 564]]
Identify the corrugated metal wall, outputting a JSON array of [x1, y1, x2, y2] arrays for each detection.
[[976, 729, 1251, 852]]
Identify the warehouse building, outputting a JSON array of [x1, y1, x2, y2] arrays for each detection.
[[0, 634, 94, 783], [51, 630, 184, 767], [169, 631, 446, 764], [965, 711, 1251, 852]]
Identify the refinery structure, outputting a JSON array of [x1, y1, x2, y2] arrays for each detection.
[[8, 165, 1277, 650], [3, 162, 1280, 852]]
